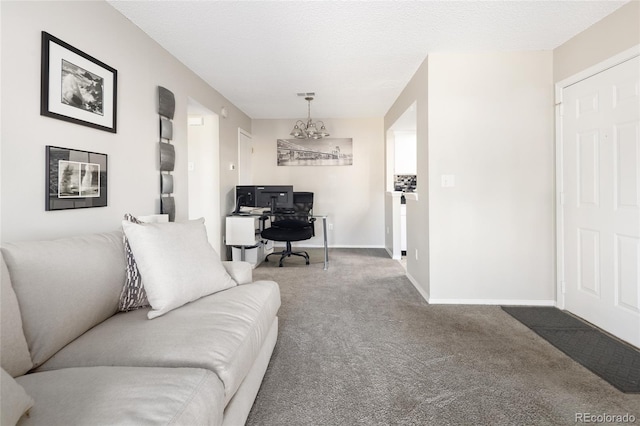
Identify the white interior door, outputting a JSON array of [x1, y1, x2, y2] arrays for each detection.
[[561, 56, 640, 347]]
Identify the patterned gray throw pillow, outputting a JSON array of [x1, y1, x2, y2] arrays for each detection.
[[118, 213, 150, 311]]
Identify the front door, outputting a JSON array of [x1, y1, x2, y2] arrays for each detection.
[[561, 56, 640, 347]]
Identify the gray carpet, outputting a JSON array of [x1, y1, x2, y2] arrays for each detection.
[[246, 249, 640, 425]]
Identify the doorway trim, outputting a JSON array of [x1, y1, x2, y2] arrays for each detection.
[[554, 44, 640, 309], [238, 128, 253, 186]]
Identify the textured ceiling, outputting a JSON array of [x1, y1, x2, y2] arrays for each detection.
[[108, 1, 628, 119]]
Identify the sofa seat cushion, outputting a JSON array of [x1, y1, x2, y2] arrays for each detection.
[[38, 281, 280, 404], [1, 368, 34, 426], [16, 366, 224, 426]]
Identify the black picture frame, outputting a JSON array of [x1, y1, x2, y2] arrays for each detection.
[[41, 32, 117, 133], [46, 146, 108, 211]]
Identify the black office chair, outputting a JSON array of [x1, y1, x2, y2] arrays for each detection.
[[261, 192, 315, 267]]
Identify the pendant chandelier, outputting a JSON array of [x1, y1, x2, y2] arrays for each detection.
[[289, 96, 329, 140]]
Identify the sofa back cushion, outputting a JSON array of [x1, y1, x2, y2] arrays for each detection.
[[0, 254, 33, 376], [1, 231, 125, 368]]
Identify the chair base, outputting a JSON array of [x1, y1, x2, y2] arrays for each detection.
[[264, 241, 310, 267]]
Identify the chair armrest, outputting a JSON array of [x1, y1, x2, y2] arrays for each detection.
[[222, 261, 253, 285], [310, 217, 316, 236]]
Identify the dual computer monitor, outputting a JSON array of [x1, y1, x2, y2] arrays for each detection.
[[235, 185, 294, 214]]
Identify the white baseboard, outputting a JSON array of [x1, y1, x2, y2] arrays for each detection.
[[406, 272, 430, 302], [328, 244, 386, 249], [402, 273, 555, 307], [427, 298, 556, 306], [385, 247, 401, 260]]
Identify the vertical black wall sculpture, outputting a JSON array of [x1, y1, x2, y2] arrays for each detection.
[[158, 86, 176, 222]]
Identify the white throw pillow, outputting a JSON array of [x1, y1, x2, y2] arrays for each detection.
[[1, 368, 34, 425], [121, 218, 236, 319]]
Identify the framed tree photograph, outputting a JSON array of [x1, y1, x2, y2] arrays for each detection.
[[41, 32, 117, 133], [46, 146, 108, 211]]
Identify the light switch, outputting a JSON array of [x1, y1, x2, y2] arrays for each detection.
[[441, 174, 455, 187], [188, 162, 195, 171]]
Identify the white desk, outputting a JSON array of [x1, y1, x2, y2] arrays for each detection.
[[226, 213, 329, 270], [225, 215, 268, 267], [226, 215, 263, 246]]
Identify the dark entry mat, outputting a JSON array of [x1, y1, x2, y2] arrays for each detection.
[[502, 306, 640, 393]]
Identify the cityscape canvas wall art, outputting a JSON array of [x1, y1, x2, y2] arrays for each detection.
[[277, 138, 353, 166]]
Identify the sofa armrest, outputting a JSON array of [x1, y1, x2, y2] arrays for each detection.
[[222, 261, 253, 285]]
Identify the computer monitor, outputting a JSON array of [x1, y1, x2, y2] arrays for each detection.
[[255, 185, 294, 212], [235, 186, 257, 212], [234, 185, 294, 213]]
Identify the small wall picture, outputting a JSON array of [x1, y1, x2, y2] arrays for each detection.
[[41, 32, 117, 133], [57, 161, 100, 198], [277, 138, 353, 166], [60, 60, 104, 114], [46, 146, 107, 210]]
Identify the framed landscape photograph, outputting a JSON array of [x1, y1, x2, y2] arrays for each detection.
[[46, 146, 108, 211], [41, 32, 117, 133]]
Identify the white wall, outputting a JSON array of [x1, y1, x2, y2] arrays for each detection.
[[384, 57, 430, 297], [383, 4, 639, 304], [427, 51, 555, 303], [1, 1, 250, 245], [251, 118, 385, 248], [393, 131, 417, 175], [384, 192, 402, 259], [553, 0, 640, 82]]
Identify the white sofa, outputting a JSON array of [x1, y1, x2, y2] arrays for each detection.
[[0, 220, 280, 425]]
